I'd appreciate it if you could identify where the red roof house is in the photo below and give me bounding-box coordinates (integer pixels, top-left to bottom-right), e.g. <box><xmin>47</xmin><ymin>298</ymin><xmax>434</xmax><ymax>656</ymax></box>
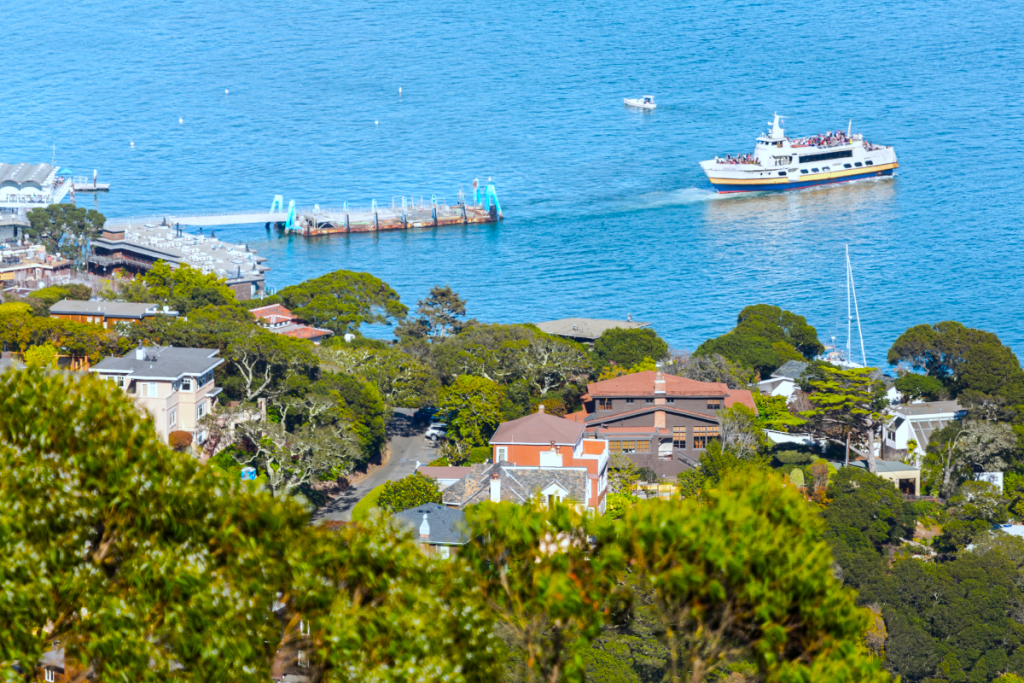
<box><xmin>250</xmin><ymin>304</ymin><xmax>334</xmax><ymax>344</ymax></box>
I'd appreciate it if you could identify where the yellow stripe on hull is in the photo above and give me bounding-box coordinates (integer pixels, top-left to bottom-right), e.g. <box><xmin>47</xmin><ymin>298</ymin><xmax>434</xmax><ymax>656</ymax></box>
<box><xmin>707</xmin><ymin>162</ymin><xmax>899</xmax><ymax>186</ymax></box>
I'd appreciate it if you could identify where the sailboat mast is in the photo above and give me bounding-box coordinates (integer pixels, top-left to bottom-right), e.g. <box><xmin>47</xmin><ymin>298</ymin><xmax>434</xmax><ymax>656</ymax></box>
<box><xmin>846</xmin><ymin>245</ymin><xmax>868</xmax><ymax>366</ymax></box>
<box><xmin>846</xmin><ymin>246</ymin><xmax>852</xmax><ymax>363</ymax></box>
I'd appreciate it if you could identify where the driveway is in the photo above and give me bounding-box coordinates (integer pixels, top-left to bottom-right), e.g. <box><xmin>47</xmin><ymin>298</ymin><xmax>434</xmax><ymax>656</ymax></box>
<box><xmin>312</xmin><ymin>408</ymin><xmax>439</xmax><ymax>524</ymax></box>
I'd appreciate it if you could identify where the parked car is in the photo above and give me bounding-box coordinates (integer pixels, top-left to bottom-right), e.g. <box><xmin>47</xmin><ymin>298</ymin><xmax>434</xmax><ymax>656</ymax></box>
<box><xmin>425</xmin><ymin>424</ymin><xmax>447</xmax><ymax>440</ymax></box>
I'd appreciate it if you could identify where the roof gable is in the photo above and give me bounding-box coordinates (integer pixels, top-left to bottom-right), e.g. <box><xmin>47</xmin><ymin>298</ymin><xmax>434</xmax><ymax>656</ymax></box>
<box><xmin>491</xmin><ymin>410</ymin><xmax>584</xmax><ymax>446</ymax></box>
<box><xmin>588</xmin><ymin>370</ymin><xmax>729</xmax><ymax>398</ymax></box>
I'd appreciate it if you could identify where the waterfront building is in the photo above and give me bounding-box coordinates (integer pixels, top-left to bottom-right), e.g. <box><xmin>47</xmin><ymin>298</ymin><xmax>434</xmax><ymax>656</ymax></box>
<box><xmin>250</xmin><ymin>303</ymin><xmax>334</xmax><ymax>343</ymax></box>
<box><xmin>566</xmin><ymin>370</ymin><xmax>757</xmax><ymax>478</ymax></box>
<box><xmin>534</xmin><ymin>316</ymin><xmax>650</xmax><ymax>345</ymax></box>
<box><xmin>0</xmin><ymin>244</ymin><xmax>71</xmax><ymax>288</ymax></box>
<box><xmin>50</xmin><ymin>299</ymin><xmax>178</xmax><ymax>328</ymax></box>
<box><xmin>90</xmin><ymin>345</ymin><xmax>223</xmax><ymax>444</ymax></box>
<box><xmin>88</xmin><ymin>224</ymin><xmax>268</xmax><ymax>300</ymax></box>
<box><xmin>0</xmin><ymin>163</ymin><xmax>73</xmax><ymax>235</ymax></box>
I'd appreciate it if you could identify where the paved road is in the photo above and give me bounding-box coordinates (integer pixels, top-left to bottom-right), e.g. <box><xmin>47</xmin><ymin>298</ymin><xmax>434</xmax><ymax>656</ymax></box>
<box><xmin>312</xmin><ymin>408</ymin><xmax>438</xmax><ymax>524</ymax></box>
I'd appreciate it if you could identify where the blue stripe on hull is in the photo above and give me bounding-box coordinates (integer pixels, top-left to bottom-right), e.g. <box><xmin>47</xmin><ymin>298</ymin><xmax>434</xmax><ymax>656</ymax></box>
<box><xmin>711</xmin><ymin>169</ymin><xmax>894</xmax><ymax>194</ymax></box>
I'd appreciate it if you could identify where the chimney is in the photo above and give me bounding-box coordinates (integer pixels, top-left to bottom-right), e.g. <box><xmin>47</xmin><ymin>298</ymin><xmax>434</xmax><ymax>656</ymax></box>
<box><xmin>490</xmin><ymin>472</ymin><xmax>501</xmax><ymax>503</ymax></box>
<box><xmin>654</xmin><ymin>371</ymin><xmax>666</xmax><ymax>395</ymax></box>
<box><xmin>419</xmin><ymin>512</ymin><xmax>430</xmax><ymax>539</ymax></box>
<box><xmin>135</xmin><ymin>341</ymin><xmax>145</xmax><ymax>360</ymax></box>
<box><xmin>537</xmin><ymin>404</ymin><xmax>545</xmax><ymax>414</ymax></box>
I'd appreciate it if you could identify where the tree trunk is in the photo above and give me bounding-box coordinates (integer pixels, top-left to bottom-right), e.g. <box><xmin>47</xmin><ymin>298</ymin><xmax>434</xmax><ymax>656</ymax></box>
<box><xmin>866</xmin><ymin>423</ymin><xmax>877</xmax><ymax>474</ymax></box>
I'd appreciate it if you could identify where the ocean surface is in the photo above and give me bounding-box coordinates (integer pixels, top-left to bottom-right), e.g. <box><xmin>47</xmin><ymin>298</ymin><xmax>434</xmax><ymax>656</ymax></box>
<box><xmin>5</xmin><ymin>0</ymin><xmax>1023</xmax><ymax>366</ymax></box>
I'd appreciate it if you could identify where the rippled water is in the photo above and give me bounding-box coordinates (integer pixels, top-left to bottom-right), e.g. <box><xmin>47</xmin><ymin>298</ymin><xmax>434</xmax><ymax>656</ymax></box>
<box><xmin>5</xmin><ymin>0</ymin><xmax>1023</xmax><ymax>363</ymax></box>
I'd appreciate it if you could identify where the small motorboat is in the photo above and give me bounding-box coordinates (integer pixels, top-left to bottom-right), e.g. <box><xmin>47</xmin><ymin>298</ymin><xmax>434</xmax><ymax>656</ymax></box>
<box><xmin>624</xmin><ymin>95</ymin><xmax>656</xmax><ymax>110</ymax></box>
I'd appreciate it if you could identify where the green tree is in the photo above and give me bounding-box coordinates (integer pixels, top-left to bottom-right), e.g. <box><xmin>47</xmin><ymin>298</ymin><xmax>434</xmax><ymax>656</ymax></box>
<box><xmin>277</xmin><ymin>270</ymin><xmax>408</xmax><ymax>335</ymax></box>
<box><xmin>717</xmin><ymin>403</ymin><xmax>765</xmax><ymax>460</ymax></box>
<box><xmin>609</xmin><ymin>470</ymin><xmax>889</xmax><ymax>683</ymax></box>
<box><xmin>225</xmin><ymin>327</ymin><xmax>320</xmax><ymax>403</ymax></box>
<box><xmin>752</xmin><ymin>392</ymin><xmax>806</xmax><ymax>431</ymax></box>
<box><xmin>893</xmin><ymin>372</ymin><xmax>946</xmax><ymax>401</ymax></box>
<box><xmin>439</xmin><ymin>375</ymin><xmax>505</xmax><ymax>447</ymax></box>
<box><xmin>25</xmin><ymin>204</ymin><xmax>105</xmax><ymax>261</ymax></box>
<box><xmin>673</xmin><ymin>352</ymin><xmax>755</xmax><ymax>389</ymax></box>
<box><xmin>593</xmin><ymin>327</ymin><xmax>669</xmax><ymax>369</ymax></box>
<box><xmin>289</xmin><ymin>516</ymin><xmax>502</xmax><ymax>682</ymax></box>
<box><xmin>317</xmin><ymin>343</ymin><xmax>439</xmax><ymax>418</ymax></box>
<box><xmin>0</xmin><ymin>367</ymin><xmax>305</xmax><ymax>681</ymax></box>
<box><xmin>0</xmin><ymin>307</ymin><xmax>119</xmax><ymax>361</ymax></box>
<box><xmin>23</xmin><ymin>343</ymin><xmax>59</xmax><ymax>368</ymax></box>
<box><xmin>924</xmin><ymin>420</ymin><xmax>1017</xmax><ymax>497</ymax></box>
<box><xmin>26</xmin><ymin>283</ymin><xmax>92</xmax><ymax>313</ymax></box>
<box><xmin>693</xmin><ymin>304</ymin><xmax>823</xmax><ymax>379</ymax></box>
<box><xmin>136</xmin><ymin>261</ymin><xmax>238</xmax><ymax>313</ymax></box>
<box><xmin>396</xmin><ymin>284</ymin><xmax>475</xmax><ymax>341</ymax></box>
<box><xmin>888</xmin><ymin>321</ymin><xmax>1024</xmax><ymax>402</ymax></box>
<box><xmin>377</xmin><ymin>472</ymin><xmax>443</xmax><ymax>513</ymax></box>
<box><xmin>461</xmin><ymin>501</ymin><xmax>625</xmax><ymax>683</ymax></box>
<box><xmin>802</xmin><ymin>364</ymin><xmax>886</xmax><ymax>471</ymax></box>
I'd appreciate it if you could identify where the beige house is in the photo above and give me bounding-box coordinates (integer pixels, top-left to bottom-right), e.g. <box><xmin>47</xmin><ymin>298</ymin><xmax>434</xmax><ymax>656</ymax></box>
<box><xmin>91</xmin><ymin>345</ymin><xmax>223</xmax><ymax>443</ymax></box>
<box><xmin>847</xmin><ymin>460</ymin><xmax>921</xmax><ymax>496</ymax></box>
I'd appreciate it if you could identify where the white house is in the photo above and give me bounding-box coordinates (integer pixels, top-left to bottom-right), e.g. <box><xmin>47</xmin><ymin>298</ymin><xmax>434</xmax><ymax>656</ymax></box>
<box><xmin>883</xmin><ymin>400</ymin><xmax>964</xmax><ymax>462</ymax></box>
<box><xmin>756</xmin><ymin>360</ymin><xmax>809</xmax><ymax>401</ymax></box>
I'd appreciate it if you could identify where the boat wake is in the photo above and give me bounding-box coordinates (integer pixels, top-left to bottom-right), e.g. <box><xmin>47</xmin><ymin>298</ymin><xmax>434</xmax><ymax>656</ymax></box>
<box><xmin>626</xmin><ymin>187</ymin><xmax>732</xmax><ymax>210</ymax></box>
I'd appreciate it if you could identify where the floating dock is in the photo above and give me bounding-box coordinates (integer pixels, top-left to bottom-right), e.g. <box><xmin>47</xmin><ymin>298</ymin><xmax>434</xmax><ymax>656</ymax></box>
<box><xmin>279</xmin><ymin>182</ymin><xmax>503</xmax><ymax>236</ymax></box>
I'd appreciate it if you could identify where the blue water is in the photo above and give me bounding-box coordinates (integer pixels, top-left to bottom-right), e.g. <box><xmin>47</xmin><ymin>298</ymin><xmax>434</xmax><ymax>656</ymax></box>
<box><xmin>6</xmin><ymin>0</ymin><xmax>1023</xmax><ymax>365</ymax></box>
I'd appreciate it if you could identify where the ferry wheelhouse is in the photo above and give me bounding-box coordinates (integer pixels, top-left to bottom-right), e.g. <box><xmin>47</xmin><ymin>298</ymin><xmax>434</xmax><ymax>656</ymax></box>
<box><xmin>699</xmin><ymin>115</ymin><xmax>898</xmax><ymax>193</ymax></box>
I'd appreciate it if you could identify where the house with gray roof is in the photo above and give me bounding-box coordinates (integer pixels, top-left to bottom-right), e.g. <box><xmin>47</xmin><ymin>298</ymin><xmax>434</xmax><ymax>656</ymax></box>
<box><xmin>91</xmin><ymin>345</ymin><xmax>223</xmax><ymax>445</ymax></box>
<box><xmin>883</xmin><ymin>400</ymin><xmax>964</xmax><ymax>463</ymax></box>
<box><xmin>442</xmin><ymin>461</ymin><xmax>590</xmax><ymax>511</ymax></box>
<box><xmin>391</xmin><ymin>503</ymin><xmax>470</xmax><ymax>560</ymax></box>
<box><xmin>756</xmin><ymin>360</ymin><xmax>810</xmax><ymax>401</ymax></box>
<box><xmin>50</xmin><ymin>299</ymin><xmax>178</xmax><ymax>328</ymax></box>
<box><xmin>534</xmin><ymin>317</ymin><xmax>650</xmax><ymax>344</ymax></box>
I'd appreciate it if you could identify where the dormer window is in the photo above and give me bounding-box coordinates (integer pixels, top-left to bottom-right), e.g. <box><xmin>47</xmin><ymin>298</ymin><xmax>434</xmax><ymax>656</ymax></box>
<box><xmin>597</xmin><ymin>398</ymin><xmax>612</xmax><ymax>411</ymax></box>
<box><xmin>707</xmin><ymin>399</ymin><xmax>722</xmax><ymax>410</ymax></box>
<box><xmin>181</xmin><ymin>377</ymin><xmax>193</xmax><ymax>392</ymax></box>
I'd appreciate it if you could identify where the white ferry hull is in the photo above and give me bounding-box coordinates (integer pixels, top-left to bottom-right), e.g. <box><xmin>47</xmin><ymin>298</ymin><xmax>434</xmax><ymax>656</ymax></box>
<box><xmin>700</xmin><ymin>115</ymin><xmax>898</xmax><ymax>194</ymax></box>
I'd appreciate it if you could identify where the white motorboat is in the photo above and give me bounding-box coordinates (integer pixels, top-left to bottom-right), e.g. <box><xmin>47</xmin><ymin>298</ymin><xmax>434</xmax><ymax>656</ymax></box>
<box><xmin>624</xmin><ymin>95</ymin><xmax>656</xmax><ymax>110</ymax></box>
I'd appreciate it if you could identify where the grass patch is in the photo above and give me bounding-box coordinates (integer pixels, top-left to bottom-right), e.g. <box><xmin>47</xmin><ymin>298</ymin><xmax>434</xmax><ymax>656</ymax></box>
<box><xmin>351</xmin><ymin>484</ymin><xmax>385</xmax><ymax>521</ymax></box>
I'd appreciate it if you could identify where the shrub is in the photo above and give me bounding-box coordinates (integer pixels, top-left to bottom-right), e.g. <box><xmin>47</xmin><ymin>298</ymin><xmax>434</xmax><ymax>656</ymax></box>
<box><xmin>773</xmin><ymin>450</ymin><xmax>816</xmax><ymax>466</ymax></box>
<box><xmin>605</xmin><ymin>492</ymin><xmax>638</xmax><ymax>521</ymax></box>
<box><xmin>23</xmin><ymin>344</ymin><xmax>59</xmax><ymax>369</ymax></box>
<box><xmin>168</xmin><ymin>430</ymin><xmax>193</xmax><ymax>452</ymax></box>
<box><xmin>467</xmin><ymin>446</ymin><xmax>492</xmax><ymax>464</ymax></box>
<box><xmin>789</xmin><ymin>468</ymin><xmax>805</xmax><ymax>487</ymax></box>
<box><xmin>377</xmin><ymin>472</ymin><xmax>442</xmax><ymax>514</ymax></box>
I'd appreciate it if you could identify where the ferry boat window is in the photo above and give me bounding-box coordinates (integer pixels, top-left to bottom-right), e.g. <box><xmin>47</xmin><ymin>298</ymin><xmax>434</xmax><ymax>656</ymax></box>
<box><xmin>854</xmin><ymin>162</ymin><xmax>863</xmax><ymax>167</ymax></box>
<box><xmin>811</xmin><ymin>168</ymin><xmax>819</xmax><ymax>173</ymax></box>
<box><xmin>778</xmin><ymin>171</ymin><xmax>787</xmax><ymax>176</ymax></box>
<box><xmin>865</xmin><ymin>160</ymin><xmax>874</xmax><ymax>166</ymax></box>
<box><xmin>844</xmin><ymin>164</ymin><xmax>852</xmax><ymax>169</ymax></box>
<box><xmin>800</xmin><ymin>169</ymin><xmax>809</xmax><ymax>174</ymax></box>
<box><xmin>823</xmin><ymin>166</ymin><xmax>831</xmax><ymax>171</ymax></box>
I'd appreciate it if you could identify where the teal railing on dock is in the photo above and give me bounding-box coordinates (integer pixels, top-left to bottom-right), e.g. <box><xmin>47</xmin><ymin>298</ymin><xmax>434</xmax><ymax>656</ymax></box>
<box><xmin>474</xmin><ymin>183</ymin><xmax>502</xmax><ymax>217</ymax></box>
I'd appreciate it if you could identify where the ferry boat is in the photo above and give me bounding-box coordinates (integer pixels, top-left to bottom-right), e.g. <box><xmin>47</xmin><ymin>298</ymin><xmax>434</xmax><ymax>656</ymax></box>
<box><xmin>699</xmin><ymin>114</ymin><xmax>898</xmax><ymax>193</ymax></box>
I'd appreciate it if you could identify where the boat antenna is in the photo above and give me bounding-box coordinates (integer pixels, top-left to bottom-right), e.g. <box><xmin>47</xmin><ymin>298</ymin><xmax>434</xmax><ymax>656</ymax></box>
<box><xmin>846</xmin><ymin>245</ymin><xmax>867</xmax><ymax>367</ymax></box>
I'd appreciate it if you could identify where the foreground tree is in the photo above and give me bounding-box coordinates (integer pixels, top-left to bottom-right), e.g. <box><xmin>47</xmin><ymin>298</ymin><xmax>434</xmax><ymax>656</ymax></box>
<box><xmin>461</xmin><ymin>501</ymin><xmax>625</xmax><ymax>683</ymax></box>
<box><xmin>0</xmin><ymin>368</ymin><xmax>305</xmax><ymax>681</ymax></box>
<box><xmin>611</xmin><ymin>470</ymin><xmax>890</xmax><ymax>683</ymax></box>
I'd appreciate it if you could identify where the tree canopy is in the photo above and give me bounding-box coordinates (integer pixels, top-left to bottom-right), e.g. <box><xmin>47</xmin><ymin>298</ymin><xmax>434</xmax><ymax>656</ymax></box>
<box><xmin>888</xmin><ymin>321</ymin><xmax>1024</xmax><ymax>402</ymax></box>
<box><xmin>277</xmin><ymin>270</ymin><xmax>407</xmax><ymax>335</ymax></box>
<box><xmin>694</xmin><ymin>304</ymin><xmax>822</xmax><ymax>379</ymax></box>
<box><xmin>377</xmin><ymin>472</ymin><xmax>442</xmax><ymax>513</ymax></box>
<box><xmin>25</xmin><ymin>204</ymin><xmax>105</xmax><ymax>262</ymax></box>
<box><xmin>592</xmin><ymin>327</ymin><xmax>669</xmax><ymax>369</ymax></box>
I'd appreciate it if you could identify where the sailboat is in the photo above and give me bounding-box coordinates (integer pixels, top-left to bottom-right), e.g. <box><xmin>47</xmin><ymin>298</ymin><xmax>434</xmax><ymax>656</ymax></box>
<box><xmin>821</xmin><ymin>245</ymin><xmax>868</xmax><ymax>369</ymax></box>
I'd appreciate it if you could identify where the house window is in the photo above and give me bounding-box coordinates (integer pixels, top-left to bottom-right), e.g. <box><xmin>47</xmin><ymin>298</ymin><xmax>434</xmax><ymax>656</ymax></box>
<box><xmin>707</xmin><ymin>399</ymin><xmax>721</xmax><ymax>410</ymax></box>
<box><xmin>667</xmin><ymin>398</ymin><xmax>675</xmax><ymax>403</ymax></box>
<box><xmin>437</xmin><ymin>545</ymin><xmax>451</xmax><ymax>560</ymax></box>
<box><xmin>645</xmin><ymin>398</ymin><xmax>653</xmax><ymax>404</ymax></box>
<box><xmin>547</xmin><ymin>494</ymin><xmax>562</xmax><ymax>508</ymax></box>
<box><xmin>45</xmin><ymin>669</ymin><xmax>55</xmax><ymax>682</ymax></box>
<box><xmin>611</xmin><ymin>441</ymin><xmax>648</xmax><ymax>454</ymax></box>
<box><xmin>86</xmin><ymin>316</ymin><xmax>93</xmax><ymax>323</ymax></box>
<box><xmin>196</xmin><ymin>400</ymin><xmax>207</xmax><ymax>420</ymax></box>
<box><xmin>168</xmin><ymin>408</ymin><xmax>177</xmax><ymax>428</ymax></box>
<box><xmin>625</xmin><ymin>398</ymin><xmax>634</xmax><ymax>404</ymax></box>
<box><xmin>496</xmin><ymin>447</ymin><xmax>508</xmax><ymax>462</ymax></box>
<box><xmin>693</xmin><ymin>426</ymin><xmax>720</xmax><ymax>449</ymax></box>
<box><xmin>297</xmin><ymin>650</ymin><xmax>309</xmax><ymax>668</ymax></box>
<box><xmin>181</xmin><ymin>377</ymin><xmax>193</xmax><ymax>391</ymax></box>
<box><xmin>672</xmin><ymin>427</ymin><xmax>686</xmax><ymax>449</ymax></box>
<box><xmin>597</xmin><ymin>398</ymin><xmax>612</xmax><ymax>411</ymax></box>
<box><xmin>140</xmin><ymin>382</ymin><xmax>158</xmax><ymax>398</ymax></box>
<box><xmin>887</xmin><ymin>430</ymin><xmax>896</xmax><ymax>441</ymax></box>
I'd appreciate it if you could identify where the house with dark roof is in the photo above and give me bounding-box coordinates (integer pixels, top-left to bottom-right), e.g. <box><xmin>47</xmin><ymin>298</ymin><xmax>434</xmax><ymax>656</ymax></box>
<box><xmin>442</xmin><ymin>461</ymin><xmax>593</xmax><ymax>513</ymax></box>
<box><xmin>250</xmin><ymin>304</ymin><xmax>334</xmax><ymax>344</ymax></box>
<box><xmin>90</xmin><ymin>345</ymin><xmax>223</xmax><ymax>444</ymax></box>
<box><xmin>755</xmin><ymin>360</ymin><xmax>810</xmax><ymax>401</ymax></box>
<box><xmin>565</xmin><ymin>370</ymin><xmax>757</xmax><ymax>478</ymax></box>
<box><xmin>391</xmin><ymin>503</ymin><xmax>469</xmax><ymax>560</ymax></box>
<box><xmin>50</xmin><ymin>299</ymin><xmax>178</xmax><ymax>328</ymax></box>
